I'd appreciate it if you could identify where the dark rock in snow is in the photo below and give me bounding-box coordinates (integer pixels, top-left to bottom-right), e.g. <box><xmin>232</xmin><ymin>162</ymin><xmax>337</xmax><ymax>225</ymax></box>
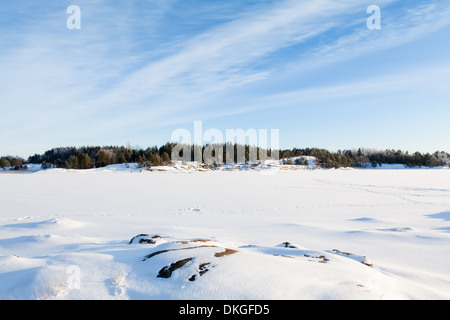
<box><xmin>157</xmin><ymin>258</ymin><xmax>193</xmax><ymax>278</ymax></box>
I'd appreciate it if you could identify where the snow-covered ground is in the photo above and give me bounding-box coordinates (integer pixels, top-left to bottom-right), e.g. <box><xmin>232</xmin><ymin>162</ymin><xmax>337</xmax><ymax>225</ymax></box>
<box><xmin>0</xmin><ymin>167</ymin><xmax>449</xmax><ymax>300</ymax></box>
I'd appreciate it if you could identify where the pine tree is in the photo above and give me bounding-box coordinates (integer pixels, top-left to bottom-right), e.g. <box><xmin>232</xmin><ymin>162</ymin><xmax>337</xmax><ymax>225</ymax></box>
<box><xmin>0</xmin><ymin>157</ymin><xmax>10</xmax><ymax>169</ymax></box>
<box><xmin>137</xmin><ymin>155</ymin><xmax>147</xmax><ymax>168</ymax></box>
<box><xmin>117</xmin><ymin>153</ymin><xmax>127</xmax><ymax>164</ymax></box>
<box><xmin>149</xmin><ymin>153</ymin><xmax>163</xmax><ymax>166</ymax></box>
<box><xmin>78</xmin><ymin>153</ymin><xmax>92</xmax><ymax>169</ymax></box>
<box><xmin>11</xmin><ymin>158</ymin><xmax>22</xmax><ymax>169</ymax></box>
<box><xmin>68</xmin><ymin>155</ymin><xmax>79</xmax><ymax>169</ymax></box>
<box><xmin>161</xmin><ymin>152</ymin><xmax>171</xmax><ymax>165</ymax></box>
<box><xmin>96</xmin><ymin>150</ymin><xmax>110</xmax><ymax>168</ymax></box>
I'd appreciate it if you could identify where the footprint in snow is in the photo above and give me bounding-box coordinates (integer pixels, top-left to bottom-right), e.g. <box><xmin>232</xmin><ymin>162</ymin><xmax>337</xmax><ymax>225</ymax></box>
<box><xmin>178</xmin><ymin>208</ymin><xmax>202</xmax><ymax>215</ymax></box>
<box><xmin>106</xmin><ymin>274</ymin><xmax>127</xmax><ymax>297</ymax></box>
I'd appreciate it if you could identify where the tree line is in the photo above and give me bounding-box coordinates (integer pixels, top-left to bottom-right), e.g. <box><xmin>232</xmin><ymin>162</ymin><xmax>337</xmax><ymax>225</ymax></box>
<box><xmin>26</xmin><ymin>144</ymin><xmax>175</xmax><ymax>170</ymax></box>
<box><xmin>1</xmin><ymin>144</ymin><xmax>449</xmax><ymax>170</ymax></box>
<box><xmin>0</xmin><ymin>156</ymin><xmax>26</xmax><ymax>170</ymax></box>
<box><xmin>278</xmin><ymin>148</ymin><xmax>449</xmax><ymax>169</ymax></box>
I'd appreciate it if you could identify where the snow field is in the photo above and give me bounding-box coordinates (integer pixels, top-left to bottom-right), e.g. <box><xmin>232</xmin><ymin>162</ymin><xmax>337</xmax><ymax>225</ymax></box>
<box><xmin>0</xmin><ymin>168</ymin><xmax>449</xmax><ymax>299</ymax></box>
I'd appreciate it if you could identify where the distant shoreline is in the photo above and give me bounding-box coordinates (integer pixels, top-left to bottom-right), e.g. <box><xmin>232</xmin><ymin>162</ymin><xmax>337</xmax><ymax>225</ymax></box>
<box><xmin>1</xmin><ymin>162</ymin><xmax>449</xmax><ymax>175</ymax></box>
<box><xmin>0</xmin><ymin>170</ymin><xmax>35</xmax><ymax>174</ymax></box>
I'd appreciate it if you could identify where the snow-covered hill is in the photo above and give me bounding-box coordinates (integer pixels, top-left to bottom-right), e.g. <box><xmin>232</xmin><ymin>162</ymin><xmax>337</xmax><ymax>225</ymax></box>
<box><xmin>17</xmin><ymin>155</ymin><xmax>449</xmax><ymax>175</ymax></box>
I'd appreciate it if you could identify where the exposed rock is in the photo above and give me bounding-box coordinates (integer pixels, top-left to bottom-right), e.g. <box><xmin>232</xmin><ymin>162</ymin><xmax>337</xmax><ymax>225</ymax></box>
<box><xmin>214</xmin><ymin>248</ymin><xmax>238</xmax><ymax>257</ymax></box>
<box><xmin>188</xmin><ymin>262</ymin><xmax>212</xmax><ymax>281</ymax></box>
<box><xmin>143</xmin><ymin>245</ymin><xmax>218</xmax><ymax>261</ymax></box>
<box><xmin>282</xmin><ymin>242</ymin><xmax>297</xmax><ymax>249</ymax></box>
<box><xmin>157</xmin><ymin>258</ymin><xmax>193</xmax><ymax>279</ymax></box>
<box><xmin>303</xmin><ymin>254</ymin><xmax>329</xmax><ymax>263</ymax></box>
<box><xmin>129</xmin><ymin>234</ymin><xmax>163</xmax><ymax>245</ymax></box>
<box><xmin>332</xmin><ymin>249</ymin><xmax>373</xmax><ymax>267</ymax></box>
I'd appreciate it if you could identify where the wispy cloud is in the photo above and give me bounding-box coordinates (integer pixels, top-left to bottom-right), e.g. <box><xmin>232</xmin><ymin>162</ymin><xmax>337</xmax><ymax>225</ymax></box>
<box><xmin>82</xmin><ymin>1</ymin><xmax>390</xmax><ymax>121</ymax></box>
<box><xmin>300</xmin><ymin>1</ymin><xmax>450</xmax><ymax>67</ymax></box>
<box><xmin>93</xmin><ymin>0</ymin><xmax>450</xmax><ymax>127</ymax></box>
<box><xmin>1</xmin><ymin>0</ymin><xmax>449</xmax><ymax>155</ymax></box>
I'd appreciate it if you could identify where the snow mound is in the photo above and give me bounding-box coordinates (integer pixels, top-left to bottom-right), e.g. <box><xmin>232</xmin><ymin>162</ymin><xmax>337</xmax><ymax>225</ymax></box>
<box><xmin>117</xmin><ymin>234</ymin><xmax>384</xmax><ymax>299</ymax></box>
<box><xmin>275</xmin><ymin>241</ymin><xmax>306</xmax><ymax>249</ymax></box>
<box><xmin>128</xmin><ymin>234</ymin><xmax>168</xmax><ymax>245</ymax></box>
<box><xmin>136</xmin><ymin>236</ymin><xmax>238</xmax><ymax>282</ymax></box>
<box><xmin>0</xmin><ymin>229</ymin><xmax>438</xmax><ymax>300</ymax></box>
<box><xmin>3</xmin><ymin>218</ymin><xmax>84</xmax><ymax>230</ymax></box>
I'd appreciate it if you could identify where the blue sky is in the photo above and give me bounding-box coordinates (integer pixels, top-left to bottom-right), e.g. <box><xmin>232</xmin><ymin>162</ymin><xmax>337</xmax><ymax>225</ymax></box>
<box><xmin>1</xmin><ymin>0</ymin><xmax>449</xmax><ymax>157</ymax></box>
